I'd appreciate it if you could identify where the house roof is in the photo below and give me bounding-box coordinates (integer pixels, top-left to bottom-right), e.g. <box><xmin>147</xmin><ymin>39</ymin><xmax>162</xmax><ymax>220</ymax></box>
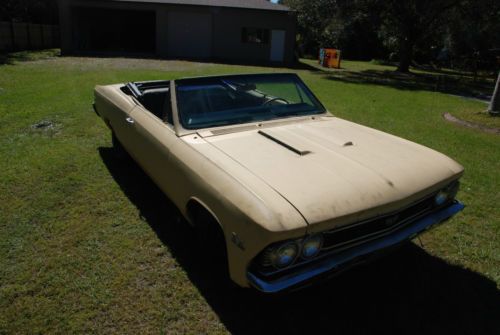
<box><xmin>104</xmin><ymin>0</ymin><xmax>291</xmax><ymax>11</ymax></box>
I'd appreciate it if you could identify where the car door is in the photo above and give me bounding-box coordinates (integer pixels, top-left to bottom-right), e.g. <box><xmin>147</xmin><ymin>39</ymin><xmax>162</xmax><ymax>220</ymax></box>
<box><xmin>123</xmin><ymin>103</ymin><xmax>178</xmax><ymax>197</ymax></box>
<box><xmin>94</xmin><ymin>86</ymin><xmax>138</xmax><ymax>153</ymax></box>
<box><xmin>270</xmin><ymin>30</ymin><xmax>286</xmax><ymax>62</ymax></box>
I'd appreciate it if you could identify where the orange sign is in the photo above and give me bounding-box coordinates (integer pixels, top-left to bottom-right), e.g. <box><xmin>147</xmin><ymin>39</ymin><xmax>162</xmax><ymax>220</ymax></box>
<box><xmin>319</xmin><ymin>48</ymin><xmax>341</xmax><ymax>69</ymax></box>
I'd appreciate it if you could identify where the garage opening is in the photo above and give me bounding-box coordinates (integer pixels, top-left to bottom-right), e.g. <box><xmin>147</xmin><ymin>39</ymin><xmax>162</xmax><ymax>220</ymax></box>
<box><xmin>72</xmin><ymin>7</ymin><xmax>156</xmax><ymax>54</ymax></box>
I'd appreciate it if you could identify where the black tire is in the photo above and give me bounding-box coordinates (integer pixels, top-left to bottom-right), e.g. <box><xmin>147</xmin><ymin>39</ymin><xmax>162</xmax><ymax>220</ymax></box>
<box><xmin>112</xmin><ymin>132</ymin><xmax>130</xmax><ymax>160</ymax></box>
<box><xmin>193</xmin><ymin>209</ymin><xmax>228</xmax><ymax>275</ymax></box>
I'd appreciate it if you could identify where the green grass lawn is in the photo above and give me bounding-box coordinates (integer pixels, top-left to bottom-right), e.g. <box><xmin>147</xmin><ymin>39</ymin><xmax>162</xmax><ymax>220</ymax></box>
<box><xmin>0</xmin><ymin>51</ymin><xmax>499</xmax><ymax>334</ymax></box>
<box><xmin>303</xmin><ymin>58</ymin><xmax>500</xmax><ymax>129</ymax></box>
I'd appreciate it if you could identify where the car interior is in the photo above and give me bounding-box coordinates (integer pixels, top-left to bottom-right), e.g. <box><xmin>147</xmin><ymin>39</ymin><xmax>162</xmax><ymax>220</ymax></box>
<box><xmin>121</xmin><ymin>75</ymin><xmax>324</xmax><ymax>130</ymax></box>
<box><xmin>122</xmin><ymin>81</ymin><xmax>173</xmax><ymax>124</ymax></box>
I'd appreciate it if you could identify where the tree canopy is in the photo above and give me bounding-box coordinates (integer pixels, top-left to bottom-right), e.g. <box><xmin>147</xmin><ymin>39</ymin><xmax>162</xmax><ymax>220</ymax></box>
<box><xmin>284</xmin><ymin>0</ymin><xmax>499</xmax><ymax>72</ymax></box>
<box><xmin>0</xmin><ymin>0</ymin><xmax>59</xmax><ymax>24</ymax></box>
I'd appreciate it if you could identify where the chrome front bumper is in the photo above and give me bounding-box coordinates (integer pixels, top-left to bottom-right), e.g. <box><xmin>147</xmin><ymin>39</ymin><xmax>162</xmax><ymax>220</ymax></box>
<box><xmin>247</xmin><ymin>201</ymin><xmax>465</xmax><ymax>293</ymax></box>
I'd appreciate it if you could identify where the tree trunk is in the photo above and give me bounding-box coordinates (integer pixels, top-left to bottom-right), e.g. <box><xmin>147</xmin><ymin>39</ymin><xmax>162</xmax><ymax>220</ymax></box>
<box><xmin>488</xmin><ymin>72</ymin><xmax>500</xmax><ymax>116</ymax></box>
<box><xmin>397</xmin><ymin>38</ymin><xmax>414</xmax><ymax>73</ymax></box>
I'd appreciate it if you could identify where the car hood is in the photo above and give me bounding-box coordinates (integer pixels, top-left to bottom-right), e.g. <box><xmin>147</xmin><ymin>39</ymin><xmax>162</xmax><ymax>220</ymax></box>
<box><xmin>199</xmin><ymin>117</ymin><xmax>463</xmax><ymax>229</ymax></box>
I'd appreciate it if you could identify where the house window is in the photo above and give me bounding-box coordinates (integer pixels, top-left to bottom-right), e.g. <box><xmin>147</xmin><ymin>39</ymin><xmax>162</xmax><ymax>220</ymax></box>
<box><xmin>241</xmin><ymin>28</ymin><xmax>270</xmax><ymax>44</ymax></box>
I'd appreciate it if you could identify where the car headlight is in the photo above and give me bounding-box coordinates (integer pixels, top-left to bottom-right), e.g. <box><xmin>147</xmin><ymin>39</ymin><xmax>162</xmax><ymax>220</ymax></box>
<box><xmin>434</xmin><ymin>190</ymin><xmax>449</xmax><ymax>206</ymax></box>
<box><xmin>269</xmin><ymin>242</ymin><xmax>299</xmax><ymax>269</ymax></box>
<box><xmin>301</xmin><ymin>234</ymin><xmax>323</xmax><ymax>259</ymax></box>
<box><xmin>434</xmin><ymin>181</ymin><xmax>460</xmax><ymax>206</ymax></box>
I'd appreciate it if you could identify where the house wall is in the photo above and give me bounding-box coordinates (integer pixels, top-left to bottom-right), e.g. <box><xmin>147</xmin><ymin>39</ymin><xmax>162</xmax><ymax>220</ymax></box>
<box><xmin>0</xmin><ymin>22</ymin><xmax>60</xmax><ymax>51</ymax></box>
<box><xmin>212</xmin><ymin>7</ymin><xmax>295</xmax><ymax>64</ymax></box>
<box><xmin>58</xmin><ymin>0</ymin><xmax>296</xmax><ymax>65</ymax></box>
<box><xmin>165</xmin><ymin>7</ymin><xmax>213</xmax><ymax>59</ymax></box>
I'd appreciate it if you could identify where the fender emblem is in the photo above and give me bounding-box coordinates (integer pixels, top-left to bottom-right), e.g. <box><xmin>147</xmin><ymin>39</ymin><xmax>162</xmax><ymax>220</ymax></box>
<box><xmin>231</xmin><ymin>232</ymin><xmax>245</xmax><ymax>250</ymax></box>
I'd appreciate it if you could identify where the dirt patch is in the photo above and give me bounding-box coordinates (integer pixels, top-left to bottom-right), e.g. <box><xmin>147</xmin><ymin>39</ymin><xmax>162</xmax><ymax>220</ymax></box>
<box><xmin>31</xmin><ymin>120</ymin><xmax>55</xmax><ymax>130</ymax></box>
<box><xmin>30</xmin><ymin>119</ymin><xmax>62</xmax><ymax>137</ymax></box>
<box><xmin>443</xmin><ymin>112</ymin><xmax>500</xmax><ymax>135</ymax></box>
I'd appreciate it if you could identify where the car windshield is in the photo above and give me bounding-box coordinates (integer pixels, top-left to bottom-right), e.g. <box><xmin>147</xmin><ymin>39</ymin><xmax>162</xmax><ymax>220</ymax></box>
<box><xmin>175</xmin><ymin>73</ymin><xmax>326</xmax><ymax>129</ymax></box>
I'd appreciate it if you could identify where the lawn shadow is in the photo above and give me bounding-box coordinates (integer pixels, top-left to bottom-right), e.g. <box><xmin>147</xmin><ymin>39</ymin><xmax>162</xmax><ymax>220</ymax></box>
<box><xmin>320</xmin><ymin>69</ymin><xmax>494</xmax><ymax>100</ymax></box>
<box><xmin>0</xmin><ymin>49</ymin><xmax>61</xmax><ymax>66</ymax></box>
<box><xmin>99</xmin><ymin>147</ymin><xmax>499</xmax><ymax>335</ymax></box>
<box><xmin>302</xmin><ymin>60</ymin><xmax>495</xmax><ymax>100</ymax></box>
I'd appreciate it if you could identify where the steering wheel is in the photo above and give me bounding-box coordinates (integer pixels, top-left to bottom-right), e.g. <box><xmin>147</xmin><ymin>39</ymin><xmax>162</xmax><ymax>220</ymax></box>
<box><xmin>263</xmin><ymin>97</ymin><xmax>290</xmax><ymax>106</ymax></box>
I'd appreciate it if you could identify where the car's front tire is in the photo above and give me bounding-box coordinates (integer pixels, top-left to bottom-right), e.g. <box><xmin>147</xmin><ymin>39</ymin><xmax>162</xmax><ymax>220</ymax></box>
<box><xmin>192</xmin><ymin>207</ymin><xmax>229</xmax><ymax>276</ymax></box>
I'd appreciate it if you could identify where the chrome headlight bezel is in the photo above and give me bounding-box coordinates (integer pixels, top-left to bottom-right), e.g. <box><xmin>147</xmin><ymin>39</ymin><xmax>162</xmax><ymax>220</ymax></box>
<box><xmin>301</xmin><ymin>234</ymin><xmax>324</xmax><ymax>259</ymax></box>
<box><xmin>261</xmin><ymin>234</ymin><xmax>325</xmax><ymax>270</ymax></box>
<box><xmin>268</xmin><ymin>241</ymin><xmax>300</xmax><ymax>269</ymax></box>
<box><xmin>434</xmin><ymin>190</ymin><xmax>449</xmax><ymax>206</ymax></box>
<box><xmin>434</xmin><ymin>181</ymin><xmax>460</xmax><ymax>206</ymax></box>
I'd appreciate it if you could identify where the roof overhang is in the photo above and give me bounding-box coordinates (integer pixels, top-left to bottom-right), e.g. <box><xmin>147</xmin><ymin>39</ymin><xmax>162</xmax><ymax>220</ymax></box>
<box><xmin>98</xmin><ymin>0</ymin><xmax>292</xmax><ymax>12</ymax></box>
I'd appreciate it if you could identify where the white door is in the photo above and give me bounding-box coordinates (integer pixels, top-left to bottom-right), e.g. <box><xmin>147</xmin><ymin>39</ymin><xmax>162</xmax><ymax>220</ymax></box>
<box><xmin>270</xmin><ymin>30</ymin><xmax>286</xmax><ymax>62</ymax></box>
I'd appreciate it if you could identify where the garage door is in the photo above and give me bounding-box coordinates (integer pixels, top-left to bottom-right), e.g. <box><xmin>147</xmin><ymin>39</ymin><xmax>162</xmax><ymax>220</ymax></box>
<box><xmin>72</xmin><ymin>8</ymin><xmax>156</xmax><ymax>54</ymax></box>
<box><xmin>167</xmin><ymin>12</ymin><xmax>212</xmax><ymax>59</ymax></box>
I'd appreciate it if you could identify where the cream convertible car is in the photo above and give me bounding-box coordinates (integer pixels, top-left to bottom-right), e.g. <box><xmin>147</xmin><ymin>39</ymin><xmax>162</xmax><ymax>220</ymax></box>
<box><xmin>94</xmin><ymin>73</ymin><xmax>464</xmax><ymax>293</ymax></box>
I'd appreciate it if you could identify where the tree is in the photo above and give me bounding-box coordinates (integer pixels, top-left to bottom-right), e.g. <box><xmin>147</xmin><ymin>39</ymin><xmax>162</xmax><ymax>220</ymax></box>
<box><xmin>443</xmin><ymin>0</ymin><xmax>500</xmax><ymax>72</ymax></box>
<box><xmin>283</xmin><ymin>0</ymin><xmax>384</xmax><ymax>59</ymax></box>
<box><xmin>376</xmin><ymin>0</ymin><xmax>461</xmax><ymax>72</ymax></box>
<box><xmin>489</xmin><ymin>72</ymin><xmax>500</xmax><ymax>115</ymax></box>
<box><xmin>0</xmin><ymin>0</ymin><xmax>58</xmax><ymax>24</ymax></box>
<box><xmin>283</xmin><ymin>0</ymin><xmax>497</xmax><ymax>73</ymax></box>
<box><xmin>283</xmin><ymin>0</ymin><xmax>338</xmax><ymax>55</ymax></box>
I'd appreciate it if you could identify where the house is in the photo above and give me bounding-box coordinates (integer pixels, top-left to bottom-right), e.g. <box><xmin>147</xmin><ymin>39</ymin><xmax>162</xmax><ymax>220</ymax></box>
<box><xmin>58</xmin><ymin>0</ymin><xmax>296</xmax><ymax>65</ymax></box>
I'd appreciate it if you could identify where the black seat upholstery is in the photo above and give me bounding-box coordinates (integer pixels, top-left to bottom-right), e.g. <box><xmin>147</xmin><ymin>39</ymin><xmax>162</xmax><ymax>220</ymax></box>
<box><xmin>139</xmin><ymin>88</ymin><xmax>168</xmax><ymax>119</ymax></box>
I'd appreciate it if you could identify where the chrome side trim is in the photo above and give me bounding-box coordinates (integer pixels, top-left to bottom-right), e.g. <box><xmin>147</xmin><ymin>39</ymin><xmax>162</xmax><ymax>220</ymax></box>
<box><xmin>247</xmin><ymin>201</ymin><xmax>465</xmax><ymax>293</ymax></box>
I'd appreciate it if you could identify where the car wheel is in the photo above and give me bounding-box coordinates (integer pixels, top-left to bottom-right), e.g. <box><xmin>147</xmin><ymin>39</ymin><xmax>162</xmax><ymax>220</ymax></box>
<box><xmin>112</xmin><ymin>132</ymin><xmax>130</xmax><ymax>160</ymax></box>
<box><xmin>193</xmin><ymin>208</ymin><xmax>229</xmax><ymax>275</ymax></box>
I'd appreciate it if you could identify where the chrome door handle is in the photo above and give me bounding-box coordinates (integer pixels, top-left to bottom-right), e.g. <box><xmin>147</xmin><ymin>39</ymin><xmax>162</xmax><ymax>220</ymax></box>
<box><xmin>125</xmin><ymin>117</ymin><xmax>135</xmax><ymax>124</ymax></box>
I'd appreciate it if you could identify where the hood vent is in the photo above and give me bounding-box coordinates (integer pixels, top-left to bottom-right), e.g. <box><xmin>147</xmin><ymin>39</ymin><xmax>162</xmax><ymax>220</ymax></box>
<box><xmin>258</xmin><ymin>130</ymin><xmax>311</xmax><ymax>156</ymax></box>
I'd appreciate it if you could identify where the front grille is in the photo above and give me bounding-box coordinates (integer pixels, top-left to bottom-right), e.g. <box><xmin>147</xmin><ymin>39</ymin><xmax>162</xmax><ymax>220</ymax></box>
<box><xmin>322</xmin><ymin>195</ymin><xmax>436</xmax><ymax>250</ymax></box>
<box><xmin>250</xmin><ymin>193</ymin><xmax>442</xmax><ymax>277</ymax></box>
